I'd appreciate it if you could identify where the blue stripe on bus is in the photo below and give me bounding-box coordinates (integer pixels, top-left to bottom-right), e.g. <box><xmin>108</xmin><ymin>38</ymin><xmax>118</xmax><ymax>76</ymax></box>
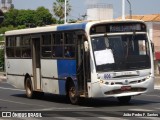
<box><xmin>57</xmin><ymin>59</ymin><xmax>76</xmax><ymax>95</ymax></box>
<box><xmin>57</xmin><ymin>23</ymin><xmax>87</xmax><ymax>31</ymax></box>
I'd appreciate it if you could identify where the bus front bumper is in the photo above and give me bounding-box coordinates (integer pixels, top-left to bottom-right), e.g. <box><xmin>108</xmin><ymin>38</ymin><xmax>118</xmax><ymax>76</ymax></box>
<box><xmin>90</xmin><ymin>76</ymin><xmax>154</xmax><ymax>98</ymax></box>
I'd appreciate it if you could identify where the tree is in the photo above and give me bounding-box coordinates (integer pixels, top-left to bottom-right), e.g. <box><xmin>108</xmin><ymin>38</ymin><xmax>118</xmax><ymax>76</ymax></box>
<box><xmin>0</xmin><ymin>49</ymin><xmax>4</xmax><ymax>71</ymax></box>
<box><xmin>2</xmin><ymin>9</ymin><xmax>19</xmax><ymax>27</ymax></box>
<box><xmin>2</xmin><ymin>7</ymin><xmax>55</xmax><ymax>27</ymax></box>
<box><xmin>16</xmin><ymin>9</ymin><xmax>36</xmax><ymax>26</ymax></box>
<box><xmin>35</xmin><ymin>7</ymin><xmax>54</xmax><ymax>26</ymax></box>
<box><xmin>53</xmin><ymin>0</ymin><xmax>71</xmax><ymax>23</ymax></box>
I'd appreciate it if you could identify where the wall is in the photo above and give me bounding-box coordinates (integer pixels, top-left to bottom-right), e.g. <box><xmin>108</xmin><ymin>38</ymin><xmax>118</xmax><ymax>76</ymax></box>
<box><xmin>87</xmin><ymin>4</ymin><xmax>113</xmax><ymax>21</ymax></box>
<box><xmin>147</xmin><ymin>22</ymin><xmax>160</xmax><ymax>74</ymax></box>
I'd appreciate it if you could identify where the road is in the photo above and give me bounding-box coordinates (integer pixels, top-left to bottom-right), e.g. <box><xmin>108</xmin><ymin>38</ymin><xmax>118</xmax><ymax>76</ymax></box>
<box><xmin>0</xmin><ymin>79</ymin><xmax>160</xmax><ymax>120</ymax></box>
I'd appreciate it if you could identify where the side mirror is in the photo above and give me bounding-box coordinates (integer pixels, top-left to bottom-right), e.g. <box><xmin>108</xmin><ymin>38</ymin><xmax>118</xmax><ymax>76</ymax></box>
<box><xmin>84</xmin><ymin>41</ymin><xmax>89</xmax><ymax>52</ymax></box>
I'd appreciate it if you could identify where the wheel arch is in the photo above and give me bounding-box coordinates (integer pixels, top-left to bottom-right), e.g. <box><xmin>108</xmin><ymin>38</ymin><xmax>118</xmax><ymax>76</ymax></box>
<box><xmin>65</xmin><ymin>77</ymin><xmax>77</xmax><ymax>95</ymax></box>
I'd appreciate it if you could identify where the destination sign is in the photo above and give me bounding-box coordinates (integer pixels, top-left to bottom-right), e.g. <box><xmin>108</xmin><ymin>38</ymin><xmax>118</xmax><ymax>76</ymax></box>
<box><xmin>90</xmin><ymin>22</ymin><xmax>147</xmax><ymax>34</ymax></box>
<box><xmin>109</xmin><ymin>24</ymin><xmax>141</xmax><ymax>32</ymax></box>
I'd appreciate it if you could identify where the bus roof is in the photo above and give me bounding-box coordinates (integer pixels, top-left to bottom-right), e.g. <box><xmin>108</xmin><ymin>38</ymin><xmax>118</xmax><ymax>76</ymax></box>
<box><xmin>5</xmin><ymin>22</ymin><xmax>88</xmax><ymax>36</ymax></box>
<box><xmin>5</xmin><ymin>19</ymin><xmax>145</xmax><ymax>36</ymax></box>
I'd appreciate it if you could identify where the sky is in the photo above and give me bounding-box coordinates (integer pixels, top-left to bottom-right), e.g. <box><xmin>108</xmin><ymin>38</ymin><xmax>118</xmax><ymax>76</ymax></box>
<box><xmin>11</xmin><ymin>0</ymin><xmax>160</xmax><ymax>19</ymax></box>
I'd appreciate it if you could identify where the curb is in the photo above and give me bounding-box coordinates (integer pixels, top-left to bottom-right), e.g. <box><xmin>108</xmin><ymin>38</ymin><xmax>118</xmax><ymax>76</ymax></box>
<box><xmin>154</xmin><ymin>86</ymin><xmax>160</xmax><ymax>90</ymax></box>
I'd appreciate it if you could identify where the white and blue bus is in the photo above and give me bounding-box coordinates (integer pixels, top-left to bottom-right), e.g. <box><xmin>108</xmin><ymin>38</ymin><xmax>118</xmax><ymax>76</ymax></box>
<box><xmin>5</xmin><ymin>20</ymin><xmax>154</xmax><ymax>104</ymax></box>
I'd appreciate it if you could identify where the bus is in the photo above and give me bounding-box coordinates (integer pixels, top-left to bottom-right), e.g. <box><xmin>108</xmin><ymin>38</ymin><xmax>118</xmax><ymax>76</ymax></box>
<box><xmin>5</xmin><ymin>20</ymin><xmax>154</xmax><ymax>104</ymax></box>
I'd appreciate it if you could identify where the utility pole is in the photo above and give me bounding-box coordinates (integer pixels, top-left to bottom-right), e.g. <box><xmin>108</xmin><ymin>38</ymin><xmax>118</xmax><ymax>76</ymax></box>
<box><xmin>122</xmin><ymin>0</ymin><xmax>125</xmax><ymax>20</ymax></box>
<box><xmin>127</xmin><ymin>0</ymin><xmax>132</xmax><ymax>19</ymax></box>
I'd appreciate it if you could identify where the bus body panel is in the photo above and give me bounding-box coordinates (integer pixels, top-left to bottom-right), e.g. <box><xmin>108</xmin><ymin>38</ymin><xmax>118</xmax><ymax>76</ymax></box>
<box><xmin>41</xmin><ymin>78</ymin><xmax>59</xmax><ymax>94</ymax></box>
<box><xmin>41</xmin><ymin>59</ymin><xmax>76</xmax><ymax>95</ymax></box>
<box><xmin>99</xmin><ymin>76</ymin><xmax>154</xmax><ymax>97</ymax></box>
<box><xmin>57</xmin><ymin>23</ymin><xmax>87</xmax><ymax>31</ymax></box>
<box><xmin>6</xmin><ymin>59</ymin><xmax>33</xmax><ymax>89</ymax></box>
<box><xmin>88</xmin><ymin>69</ymin><xmax>154</xmax><ymax>98</ymax></box>
<box><xmin>41</xmin><ymin>59</ymin><xmax>58</xmax><ymax>78</ymax></box>
<box><xmin>5</xmin><ymin>26</ymin><xmax>57</xmax><ymax>36</ymax></box>
<box><xmin>41</xmin><ymin>59</ymin><xmax>59</xmax><ymax>94</ymax></box>
<box><xmin>57</xmin><ymin>59</ymin><xmax>76</xmax><ymax>95</ymax></box>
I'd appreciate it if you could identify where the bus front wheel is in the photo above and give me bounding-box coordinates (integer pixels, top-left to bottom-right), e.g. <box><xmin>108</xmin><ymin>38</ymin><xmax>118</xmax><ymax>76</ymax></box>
<box><xmin>25</xmin><ymin>77</ymin><xmax>35</xmax><ymax>98</ymax></box>
<box><xmin>68</xmin><ymin>82</ymin><xmax>79</xmax><ymax>105</ymax></box>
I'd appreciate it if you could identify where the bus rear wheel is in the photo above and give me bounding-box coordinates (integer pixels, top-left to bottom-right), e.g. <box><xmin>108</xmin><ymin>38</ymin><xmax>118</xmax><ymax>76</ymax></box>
<box><xmin>25</xmin><ymin>77</ymin><xmax>35</xmax><ymax>98</ymax></box>
<box><xmin>68</xmin><ymin>82</ymin><xmax>79</xmax><ymax>105</ymax></box>
<box><xmin>117</xmin><ymin>96</ymin><xmax>131</xmax><ymax>104</ymax></box>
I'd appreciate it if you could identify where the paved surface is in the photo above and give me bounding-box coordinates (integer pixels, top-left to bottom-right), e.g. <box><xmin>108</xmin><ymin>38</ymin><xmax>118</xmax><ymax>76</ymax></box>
<box><xmin>0</xmin><ymin>78</ymin><xmax>160</xmax><ymax>120</ymax></box>
<box><xmin>0</xmin><ymin>72</ymin><xmax>6</xmax><ymax>82</ymax></box>
<box><xmin>155</xmin><ymin>75</ymin><xmax>160</xmax><ymax>89</ymax></box>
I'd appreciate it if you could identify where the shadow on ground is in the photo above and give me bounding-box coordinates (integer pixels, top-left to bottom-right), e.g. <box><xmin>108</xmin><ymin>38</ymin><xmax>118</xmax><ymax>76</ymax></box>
<box><xmin>11</xmin><ymin>93</ymin><xmax>160</xmax><ymax>108</ymax></box>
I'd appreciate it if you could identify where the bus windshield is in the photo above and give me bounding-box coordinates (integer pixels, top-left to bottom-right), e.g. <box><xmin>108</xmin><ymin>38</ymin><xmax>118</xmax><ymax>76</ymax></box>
<box><xmin>91</xmin><ymin>34</ymin><xmax>151</xmax><ymax>72</ymax></box>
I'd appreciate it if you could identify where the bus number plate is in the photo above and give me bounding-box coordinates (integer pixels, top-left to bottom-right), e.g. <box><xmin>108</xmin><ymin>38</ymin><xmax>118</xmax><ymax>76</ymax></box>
<box><xmin>121</xmin><ymin>86</ymin><xmax>131</xmax><ymax>91</ymax></box>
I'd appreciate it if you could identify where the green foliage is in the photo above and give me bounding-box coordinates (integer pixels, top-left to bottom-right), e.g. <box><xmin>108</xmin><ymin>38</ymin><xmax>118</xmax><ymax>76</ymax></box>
<box><xmin>1</xmin><ymin>7</ymin><xmax>56</xmax><ymax>28</ymax></box>
<box><xmin>0</xmin><ymin>49</ymin><xmax>4</xmax><ymax>71</ymax></box>
<box><xmin>0</xmin><ymin>6</ymin><xmax>62</xmax><ymax>71</ymax></box>
<box><xmin>2</xmin><ymin>9</ymin><xmax>19</xmax><ymax>26</ymax></box>
<box><xmin>53</xmin><ymin>0</ymin><xmax>71</xmax><ymax>23</ymax></box>
<box><xmin>16</xmin><ymin>9</ymin><xmax>36</xmax><ymax>26</ymax></box>
<box><xmin>0</xmin><ymin>25</ymin><xmax>26</xmax><ymax>34</ymax></box>
<box><xmin>0</xmin><ymin>36</ymin><xmax>3</xmax><ymax>42</ymax></box>
<box><xmin>35</xmin><ymin>7</ymin><xmax>53</xmax><ymax>26</ymax></box>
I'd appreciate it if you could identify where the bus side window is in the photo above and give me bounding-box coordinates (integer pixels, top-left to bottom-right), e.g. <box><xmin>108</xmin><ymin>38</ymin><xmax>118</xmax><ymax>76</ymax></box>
<box><xmin>41</xmin><ymin>34</ymin><xmax>52</xmax><ymax>58</ymax></box>
<box><xmin>22</xmin><ymin>36</ymin><xmax>31</xmax><ymax>58</ymax></box>
<box><xmin>6</xmin><ymin>36</ymin><xmax>15</xmax><ymax>57</ymax></box>
<box><xmin>64</xmin><ymin>32</ymin><xmax>76</xmax><ymax>58</ymax></box>
<box><xmin>52</xmin><ymin>33</ymin><xmax>64</xmax><ymax>58</ymax></box>
<box><xmin>53</xmin><ymin>46</ymin><xmax>63</xmax><ymax>57</ymax></box>
<box><xmin>64</xmin><ymin>46</ymin><xmax>75</xmax><ymax>58</ymax></box>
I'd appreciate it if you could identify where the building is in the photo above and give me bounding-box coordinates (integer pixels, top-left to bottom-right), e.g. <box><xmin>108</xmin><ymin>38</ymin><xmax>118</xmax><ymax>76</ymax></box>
<box><xmin>87</xmin><ymin>4</ymin><xmax>113</xmax><ymax>21</ymax></box>
<box><xmin>1</xmin><ymin>0</ymin><xmax>14</xmax><ymax>13</ymax></box>
<box><xmin>125</xmin><ymin>14</ymin><xmax>160</xmax><ymax>74</ymax></box>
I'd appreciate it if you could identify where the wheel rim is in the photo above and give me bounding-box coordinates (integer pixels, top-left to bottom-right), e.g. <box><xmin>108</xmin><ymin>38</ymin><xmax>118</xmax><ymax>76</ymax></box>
<box><xmin>27</xmin><ymin>82</ymin><xmax>31</xmax><ymax>95</ymax></box>
<box><xmin>69</xmin><ymin>87</ymin><xmax>76</xmax><ymax>101</ymax></box>
<box><xmin>69</xmin><ymin>86</ymin><xmax>77</xmax><ymax>103</ymax></box>
<box><xmin>26</xmin><ymin>79</ymin><xmax>32</xmax><ymax>97</ymax></box>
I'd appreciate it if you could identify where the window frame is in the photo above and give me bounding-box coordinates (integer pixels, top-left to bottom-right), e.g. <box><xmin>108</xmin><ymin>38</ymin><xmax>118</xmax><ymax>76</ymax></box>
<box><xmin>6</xmin><ymin>35</ymin><xmax>32</xmax><ymax>59</ymax></box>
<box><xmin>41</xmin><ymin>31</ymin><xmax>77</xmax><ymax>59</ymax></box>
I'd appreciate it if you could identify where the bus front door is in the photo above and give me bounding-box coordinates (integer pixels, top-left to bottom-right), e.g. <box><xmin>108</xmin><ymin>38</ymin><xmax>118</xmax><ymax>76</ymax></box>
<box><xmin>32</xmin><ymin>37</ymin><xmax>41</xmax><ymax>91</ymax></box>
<box><xmin>77</xmin><ymin>35</ymin><xmax>90</xmax><ymax>96</ymax></box>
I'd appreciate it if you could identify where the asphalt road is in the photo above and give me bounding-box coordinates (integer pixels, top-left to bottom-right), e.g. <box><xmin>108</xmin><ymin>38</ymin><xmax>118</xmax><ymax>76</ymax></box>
<box><xmin>0</xmin><ymin>80</ymin><xmax>160</xmax><ymax>120</ymax></box>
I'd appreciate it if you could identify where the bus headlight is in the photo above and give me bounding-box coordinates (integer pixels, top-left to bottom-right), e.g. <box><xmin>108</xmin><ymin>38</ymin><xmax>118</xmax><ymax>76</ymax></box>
<box><xmin>145</xmin><ymin>76</ymin><xmax>151</xmax><ymax>80</ymax></box>
<box><xmin>146</xmin><ymin>76</ymin><xmax>150</xmax><ymax>79</ymax></box>
<box><xmin>100</xmin><ymin>80</ymin><xmax>109</xmax><ymax>85</ymax></box>
<box><xmin>100</xmin><ymin>80</ymin><xmax>105</xmax><ymax>84</ymax></box>
<box><xmin>141</xmin><ymin>76</ymin><xmax>151</xmax><ymax>82</ymax></box>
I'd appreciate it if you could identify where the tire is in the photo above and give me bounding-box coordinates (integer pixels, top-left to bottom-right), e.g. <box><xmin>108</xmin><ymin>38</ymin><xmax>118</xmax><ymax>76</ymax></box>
<box><xmin>35</xmin><ymin>91</ymin><xmax>44</xmax><ymax>98</ymax></box>
<box><xmin>117</xmin><ymin>96</ymin><xmax>131</xmax><ymax>104</ymax></box>
<box><xmin>68</xmin><ymin>82</ymin><xmax>79</xmax><ymax>105</ymax></box>
<box><xmin>25</xmin><ymin>77</ymin><xmax>35</xmax><ymax>98</ymax></box>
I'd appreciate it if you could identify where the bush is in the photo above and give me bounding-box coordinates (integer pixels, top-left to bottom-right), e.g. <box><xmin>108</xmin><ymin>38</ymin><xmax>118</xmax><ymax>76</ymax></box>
<box><xmin>0</xmin><ymin>49</ymin><xmax>4</xmax><ymax>71</ymax></box>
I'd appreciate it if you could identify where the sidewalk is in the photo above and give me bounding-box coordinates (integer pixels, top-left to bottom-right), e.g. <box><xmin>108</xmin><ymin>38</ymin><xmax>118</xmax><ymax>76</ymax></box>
<box><xmin>154</xmin><ymin>74</ymin><xmax>160</xmax><ymax>89</ymax></box>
